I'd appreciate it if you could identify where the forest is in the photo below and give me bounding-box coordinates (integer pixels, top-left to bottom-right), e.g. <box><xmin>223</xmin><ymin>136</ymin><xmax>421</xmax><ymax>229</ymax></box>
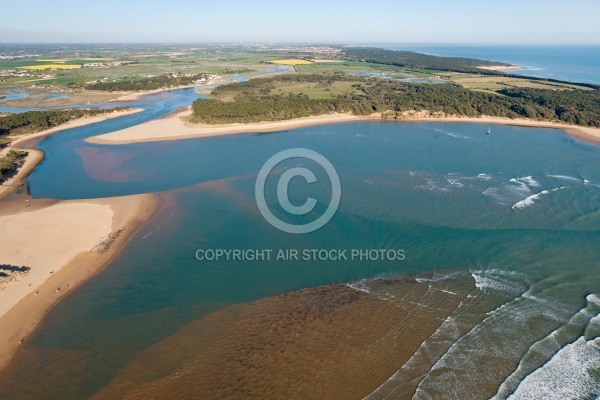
<box><xmin>85</xmin><ymin>73</ymin><xmax>211</xmax><ymax>92</ymax></box>
<box><xmin>341</xmin><ymin>48</ymin><xmax>510</xmax><ymax>74</ymax></box>
<box><xmin>191</xmin><ymin>74</ymin><xmax>600</xmax><ymax>127</ymax></box>
<box><xmin>0</xmin><ymin>108</ymin><xmax>129</xmax><ymax>138</ymax></box>
<box><xmin>0</xmin><ymin>150</ymin><xmax>26</xmax><ymax>183</ymax></box>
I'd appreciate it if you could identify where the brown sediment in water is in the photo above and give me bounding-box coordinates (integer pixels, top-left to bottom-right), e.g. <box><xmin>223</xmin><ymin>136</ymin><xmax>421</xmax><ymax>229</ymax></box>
<box><xmin>88</xmin><ymin>272</ymin><xmax>505</xmax><ymax>400</ymax></box>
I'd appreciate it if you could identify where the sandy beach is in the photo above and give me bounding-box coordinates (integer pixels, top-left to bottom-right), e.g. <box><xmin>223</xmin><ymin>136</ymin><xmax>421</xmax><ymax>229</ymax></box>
<box><xmin>477</xmin><ymin>64</ymin><xmax>522</xmax><ymax>71</ymax></box>
<box><xmin>87</xmin><ymin>108</ymin><xmax>360</xmax><ymax>144</ymax></box>
<box><xmin>0</xmin><ymin>149</ymin><xmax>44</xmax><ymax>199</ymax></box>
<box><xmin>0</xmin><ymin>193</ymin><xmax>157</xmax><ymax>371</ymax></box>
<box><xmin>0</xmin><ymin>108</ymin><xmax>157</xmax><ymax>372</ymax></box>
<box><xmin>7</xmin><ymin>108</ymin><xmax>144</xmax><ymax>149</ymax></box>
<box><xmin>87</xmin><ymin>108</ymin><xmax>600</xmax><ymax>145</ymax></box>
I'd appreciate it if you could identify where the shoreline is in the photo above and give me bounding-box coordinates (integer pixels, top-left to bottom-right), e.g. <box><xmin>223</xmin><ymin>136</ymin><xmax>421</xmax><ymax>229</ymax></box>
<box><xmin>477</xmin><ymin>64</ymin><xmax>522</xmax><ymax>71</ymax></box>
<box><xmin>7</xmin><ymin>108</ymin><xmax>144</xmax><ymax>149</ymax></box>
<box><xmin>0</xmin><ymin>108</ymin><xmax>144</xmax><ymax>199</ymax></box>
<box><xmin>111</xmin><ymin>75</ymin><xmax>226</xmax><ymax>101</ymax></box>
<box><xmin>87</xmin><ymin>108</ymin><xmax>361</xmax><ymax>144</ymax></box>
<box><xmin>0</xmin><ymin>193</ymin><xmax>158</xmax><ymax>372</ymax></box>
<box><xmin>87</xmin><ymin>109</ymin><xmax>600</xmax><ymax>145</ymax></box>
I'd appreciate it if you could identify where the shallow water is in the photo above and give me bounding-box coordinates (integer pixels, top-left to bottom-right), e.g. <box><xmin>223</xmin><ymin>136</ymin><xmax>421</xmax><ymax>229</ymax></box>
<box><xmin>1</xmin><ymin>88</ymin><xmax>599</xmax><ymax>398</ymax></box>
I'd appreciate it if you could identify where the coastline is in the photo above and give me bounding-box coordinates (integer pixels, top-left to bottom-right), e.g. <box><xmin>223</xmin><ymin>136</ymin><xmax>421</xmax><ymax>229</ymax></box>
<box><xmin>7</xmin><ymin>108</ymin><xmax>144</xmax><ymax>149</ymax></box>
<box><xmin>87</xmin><ymin>108</ymin><xmax>360</xmax><ymax>144</ymax></box>
<box><xmin>111</xmin><ymin>75</ymin><xmax>226</xmax><ymax>101</ymax></box>
<box><xmin>0</xmin><ymin>193</ymin><xmax>158</xmax><ymax>372</ymax></box>
<box><xmin>0</xmin><ymin>108</ymin><xmax>144</xmax><ymax>199</ymax></box>
<box><xmin>477</xmin><ymin>64</ymin><xmax>522</xmax><ymax>71</ymax></box>
<box><xmin>87</xmin><ymin>108</ymin><xmax>600</xmax><ymax>145</ymax></box>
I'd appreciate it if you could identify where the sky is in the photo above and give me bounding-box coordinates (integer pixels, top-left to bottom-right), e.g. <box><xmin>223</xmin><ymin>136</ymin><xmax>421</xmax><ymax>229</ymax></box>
<box><xmin>2</xmin><ymin>0</ymin><xmax>599</xmax><ymax>44</ymax></box>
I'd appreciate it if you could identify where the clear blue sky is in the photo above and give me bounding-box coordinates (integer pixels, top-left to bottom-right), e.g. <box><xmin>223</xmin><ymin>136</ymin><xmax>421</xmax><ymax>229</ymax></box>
<box><xmin>2</xmin><ymin>0</ymin><xmax>599</xmax><ymax>44</ymax></box>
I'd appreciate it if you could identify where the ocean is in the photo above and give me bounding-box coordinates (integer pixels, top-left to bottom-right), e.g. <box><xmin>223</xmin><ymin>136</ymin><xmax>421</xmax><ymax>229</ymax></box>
<box><xmin>377</xmin><ymin>45</ymin><xmax>600</xmax><ymax>84</ymax></box>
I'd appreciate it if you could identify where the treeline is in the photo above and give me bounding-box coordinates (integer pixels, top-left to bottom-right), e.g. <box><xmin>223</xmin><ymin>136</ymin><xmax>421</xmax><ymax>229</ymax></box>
<box><xmin>191</xmin><ymin>74</ymin><xmax>600</xmax><ymax>128</ymax></box>
<box><xmin>85</xmin><ymin>73</ymin><xmax>211</xmax><ymax>92</ymax></box>
<box><xmin>0</xmin><ymin>150</ymin><xmax>26</xmax><ymax>182</ymax></box>
<box><xmin>499</xmin><ymin>87</ymin><xmax>600</xmax><ymax>126</ymax></box>
<box><xmin>211</xmin><ymin>74</ymin><xmax>350</xmax><ymax>97</ymax></box>
<box><xmin>354</xmin><ymin>81</ymin><xmax>600</xmax><ymax>126</ymax></box>
<box><xmin>342</xmin><ymin>48</ymin><xmax>510</xmax><ymax>74</ymax></box>
<box><xmin>196</xmin><ymin>74</ymin><xmax>357</xmax><ymax>122</ymax></box>
<box><xmin>192</xmin><ymin>96</ymin><xmax>351</xmax><ymax>123</ymax></box>
<box><xmin>0</xmin><ymin>108</ymin><xmax>129</xmax><ymax>138</ymax></box>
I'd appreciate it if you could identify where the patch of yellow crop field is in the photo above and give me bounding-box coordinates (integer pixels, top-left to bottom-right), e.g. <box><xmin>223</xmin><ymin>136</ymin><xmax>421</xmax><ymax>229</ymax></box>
<box><xmin>268</xmin><ymin>59</ymin><xmax>314</xmax><ymax>66</ymax></box>
<box><xmin>19</xmin><ymin>64</ymin><xmax>81</xmax><ymax>70</ymax></box>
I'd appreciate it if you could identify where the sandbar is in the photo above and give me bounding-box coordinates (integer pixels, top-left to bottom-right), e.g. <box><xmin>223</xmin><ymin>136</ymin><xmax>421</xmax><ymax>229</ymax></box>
<box><xmin>477</xmin><ymin>64</ymin><xmax>522</xmax><ymax>71</ymax></box>
<box><xmin>86</xmin><ymin>108</ymin><xmax>600</xmax><ymax>145</ymax></box>
<box><xmin>0</xmin><ymin>193</ymin><xmax>156</xmax><ymax>371</ymax></box>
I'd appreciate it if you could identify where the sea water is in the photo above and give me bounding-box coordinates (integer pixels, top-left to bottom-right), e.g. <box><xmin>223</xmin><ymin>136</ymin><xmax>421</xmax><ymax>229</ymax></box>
<box><xmin>1</xmin><ymin>87</ymin><xmax>599</xmax><ymax>398</ymax></box>
<box><xmin>378</xmin><ymin>44</ymin><xmax>600</xmax><ymax>84</ymax></box>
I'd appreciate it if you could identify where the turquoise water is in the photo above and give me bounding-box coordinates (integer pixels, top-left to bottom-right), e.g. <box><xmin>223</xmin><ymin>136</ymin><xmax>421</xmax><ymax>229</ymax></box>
<box><xmin>1</xmin><ymin>50</ymin><xmax>599</xmax><ymax>398</ymax></box>
<box><xmin>378</xmin><ymin>45</ymin><xmax>600</xmax><ymax>84</ymax></box>
<box><xmin>1</xmin><ymin>86</ymin><xmax>600</xmax><ymax>397</ymax></box>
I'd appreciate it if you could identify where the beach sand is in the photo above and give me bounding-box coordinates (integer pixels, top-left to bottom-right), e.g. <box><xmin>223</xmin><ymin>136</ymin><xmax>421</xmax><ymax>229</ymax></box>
<box><xmin>0</xmin><ymin>149</ymin><xmax>44</xmax><ymax>199</ymax></box>
<box><xmin>477</xmin><ymin>65</ymin><xmax>522</xmax><ymax>71</ymax></box>
<box><xmin>87</xmin><ymin>108</ymin><xmax>600</xmax><ymax>145</ymax></box>
<box><xmin>7</xmin><ymin>108</ymin><xmax>144</xmax><ymax>149</ymax></box>
<box><xmin>87</xmin><ymin>108</ymin><xmax>360</xmax><ymax>144</ymax></box>
<box><xmin>0</xmin><ymin>194</ymin><xmax>157</xmax><ymax>372</ymax></box>
<box><xmin>0</xmin><ymin>108</ymin><xmax>155</xmax><ymax>371</ymax></box>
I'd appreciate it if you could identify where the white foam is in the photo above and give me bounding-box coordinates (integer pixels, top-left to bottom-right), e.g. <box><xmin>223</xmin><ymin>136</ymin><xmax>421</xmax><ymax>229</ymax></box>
<box><xmin>446</xmin><ymin>178</ymin><xmax>464</xmax><ymax>188</ymax></box>
<box><xmin>587</xmin><ymin>294</ymin><xmax>600</xmax><ymax>308</ymax></box>
<box><xmin>511</xmin><ymin>186</ymin><xmax>568</xmax><ymax>210</ymax></box>
<box><xmin>347</xmin><ymin>280</ymin><xmax>371</xmax><ymax>293</ymax></box>
<box><xmin>477</xmin><ymin>173</ymin><xmax>492</xmax><ymax>181</ymax></box>
<box><xmin>432</xmin><ymin>128</ymin><xmax>469</xmax><ymax>139</ymax></box>
<box><xmin>512</xmin><ymin>176</ymin><xmax>542</xmax><ymax>188</ymax></box>
<box><xmin>548</xmin><ymin>174</ymin><xmax>583</xmax><ymax>183</ymax></box>
<box><xmin>508</xmin><ymin>337</ymin><xmax>600</xmax><ymax>399</ymax></box>
<box><xmin>494</xmin><ymin>301</ymin><xmax>599</xmax><ymax>399</ymax></box>
<box><xmin>415</xmin><ymin>271</ymin><xmax>467</xmax><ymax>284</ymax></box>
<box><xmin>363</xmin><ymin>316</ymin><xmax>464</xmax><ymax>400</ymax></box>
<box><xmin>470</xmin><ymin>269</ymin><xmax>528</xmax><ymax>294</ymax></box>
<box><xmin>418</xmin><ymin>178</ymin><xmax>449</xmax><ymax>192</ymax></box>
<box><xmin>512</xmin><ymin>193</ymin><xmax>541</xmax><ymax>209</ymax></box>
<box><xmin>412</xmin><ymin>280</ymin><xmax>579</xmax><ymax>399</ymax></box>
